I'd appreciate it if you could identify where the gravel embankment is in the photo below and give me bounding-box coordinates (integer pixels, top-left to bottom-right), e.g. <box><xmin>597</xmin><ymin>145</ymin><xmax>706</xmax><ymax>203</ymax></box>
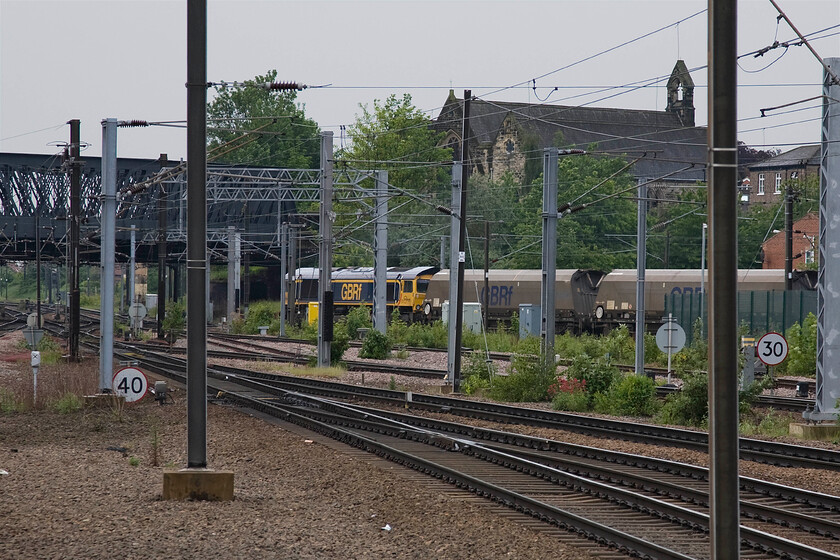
<box><xmin>3</xmin><ymin>330</ymin><xmax>836</xmax><ymax>559</ymax></box>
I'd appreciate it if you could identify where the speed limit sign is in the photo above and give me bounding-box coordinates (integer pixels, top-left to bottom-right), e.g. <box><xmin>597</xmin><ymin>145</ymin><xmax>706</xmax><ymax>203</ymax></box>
<box><xmin>112</xmin><ymin>367</ymin><xmax>149</xmax><ymax>403</ymax></box>
<box><xmin>757</xmin><ymin>332</ymin><xmax>788</xmax><ymax>366</ymax></box>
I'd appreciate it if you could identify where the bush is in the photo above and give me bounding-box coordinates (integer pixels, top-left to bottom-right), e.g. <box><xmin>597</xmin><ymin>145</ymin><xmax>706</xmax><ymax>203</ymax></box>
<box><xmin>330</xmin><ymin>323</ymin><xmax>349</xmax><ymax>365</ymax></box>
<box><xmin>549</xmin><ymin>378</ymin><xmax>590</xmax><ymax>412</ymax></box>
<box><xmin>461</xmin><ymin>351</ymin><xmax>496</xmax><ymax>395</ymax></box>
<box><xmin>51</xmin><ymin>392</ymin><xmax>83</xmax><ymax>414</ymax></box>
<box><xmin>387</xmin><ymin>310</ymin><xmax>409</xmax><ymax>344</ymax></box>
<box><xmin>779</xmin><ymin>313</ymin><xmax>816</xmax><ymax>376</ymax></box>
<box><xmin>161</xmin><ymin>300</ymin><xmax>186</xmax><ymax>342</ymax></box>
<box><xmin>345</xmin><ymin>307</ymin><xmax>372</xmax><ymax>340</ymax></box>
<box><xmin>0</xmin><ymin>388</ymin><xmax>25</xmax><ymax>414</ymax></box>
<box><xmin>739</xmin><ymin>376</ymin><xmax>773</xmax><ymax>418</ymax></box>
<box><xmin>657</xmin><ymin>372</ymin><xmax>709</xmax><ymax>426</ymax></box>
<box><xmin>403</xmin><ymin>321</ymin><xmax>448</xmax><ymax>348</ymax></box>
<box><xmin>565</xmin><ymin>355</ymin><xmax>620</xmax><ymax>398</ymax></box>
<box><xmin>595</xmin><ymin>374</ymin><xmax>658</xmax><ymax>416</ymax></box>
<box><xmin>740</xmin><ymin>409</ymin><xmax>794</xmax><ymax>437</ymax></box>
<box><xmin>36</xmin><ymin>336</ymin><xmax>62</xmax><ymax>365</ymax></box>
<box><xmin>359</xmin><ymin>328</ymin><xmax>390</xmax><ymax>359</ymax></box>
<box><xmin>489</xmin><ymin>338</ymin><xmax>557</xmax><ymax>402</ymax></box>
<box><xmin>671</xmin><ymin>318</ymin><xmax>708</xmax><ymax>376</ymax></box>
<box><xmin>555</xmin><ymin>332</ymin><xmax>603</xmax><ymax>360</ymax></box>
<box><xmin>601</xmin><ymin>325</ymin><xmax>635</xmax><ymax>363</ymax></box>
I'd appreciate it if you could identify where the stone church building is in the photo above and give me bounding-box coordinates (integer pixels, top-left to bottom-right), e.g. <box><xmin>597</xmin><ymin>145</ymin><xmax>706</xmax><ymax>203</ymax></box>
<box><xmin>432</xmin><ymin>61</ymin><xmax>708</xmax><ymax>190</ymax></box>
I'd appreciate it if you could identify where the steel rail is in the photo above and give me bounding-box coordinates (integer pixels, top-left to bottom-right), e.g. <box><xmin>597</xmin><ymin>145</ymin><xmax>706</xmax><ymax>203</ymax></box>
<box><xmin>115</xmin><ymin>344</ymin><xmax>840</xmax><ymax>471</ymax></box>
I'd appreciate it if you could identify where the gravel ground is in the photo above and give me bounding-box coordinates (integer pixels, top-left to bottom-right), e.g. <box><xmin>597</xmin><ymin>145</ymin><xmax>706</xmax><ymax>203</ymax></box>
<box><xmin>3</xmin><ymin>330</ymin><xmax>837</xmax><ymax>559</ymax></box>
<box><xmin>1</xmin><ymin>401</ymin><xmax>598</xmax><ymax>560</ymax></box>
<box><xmin>1</xmin><ymin>331</ymin><xmax>596</xmax><ymax>560</ymax></box>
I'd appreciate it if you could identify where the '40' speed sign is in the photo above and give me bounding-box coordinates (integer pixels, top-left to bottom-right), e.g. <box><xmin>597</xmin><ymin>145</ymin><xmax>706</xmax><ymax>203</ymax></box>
<box><xmin>112</xmin><ymin>367</ymin><xmax>149</xmax><ymax>403</ymax></box>
<box><xmin>757</xmin><ymin>332</ymin><xmax>789</xmax><ymax>367</ymax></box>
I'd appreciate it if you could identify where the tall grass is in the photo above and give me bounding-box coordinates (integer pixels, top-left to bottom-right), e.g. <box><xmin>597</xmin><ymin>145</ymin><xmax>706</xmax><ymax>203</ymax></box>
<box><xmin>0</xmin><ymin>356</ymin><xmax>98</xmax><ymax>413</ymax></box>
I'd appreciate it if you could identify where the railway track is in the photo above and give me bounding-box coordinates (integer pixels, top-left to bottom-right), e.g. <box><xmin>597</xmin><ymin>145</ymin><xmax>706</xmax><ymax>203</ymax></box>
<box><xmin>0</xmin><ymin>302</ymin><xmax>818</xmax><ymax>414</ymax></box>
<box><xmin>154</xmin><ymin>333</ymin><xmax>818</xmax><ymax>411</ymax></box>
<box><xmin>119</xmin><ymin>344</ymin><xmax>840</xmax><ymax>471</ymax></box>
<box><xmin>117</xmin><ymin>344</ymin><xmax>840</xmax><ymax>559</ymax></box>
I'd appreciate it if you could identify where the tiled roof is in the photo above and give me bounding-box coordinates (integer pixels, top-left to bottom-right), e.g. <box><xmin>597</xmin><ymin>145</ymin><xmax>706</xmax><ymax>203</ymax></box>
<box><xmin>434</xmin><ymin>94</ymin><xmax>708</xmax><ymax>183</ymax></box>
<box><xmin>749</xmin><ymin>145</ymin><xmax>820</xmax><ymax>170</ymax></box>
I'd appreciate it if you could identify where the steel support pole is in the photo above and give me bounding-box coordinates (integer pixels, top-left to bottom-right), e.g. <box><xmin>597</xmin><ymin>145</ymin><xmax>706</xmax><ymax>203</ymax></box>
<box><xmin>810</xmin><ymin>57</ymin><xmax>840</xmax><ymax>421</ymax></box>
<box><xmin>129</xmin><ymin>226</ymin><xmax>136</xmax><ymax>306</ymax></box>
<box><xmin>483</xmin><ymin>221</ymin><xmax>490</xmax><ymax>334</ymax></box>
<box><xmin>701</xmin><ymin>222</ymin><xmax>707</xmax><ymax>335</ymax></box>
<box><xmin>447</xmin><ymin>163</ymin><xmax>461</xmax><ymax>384</ymax></box>
<box><xmin>243</xmin><ymin>207</ymin><xmax>250</xmax><ymax>311</ymax></box>
<box><xmin>68</xmin><ymin>119</ymin><xmax>81</xmax><ymax>361</ymax></box>
<box><xmin>227</xmin><ymin>226</ymin><xmax>236</xmax><ymax>323</ymax></box>
<box><xmin>373</xmin><ymin>170</ymin><xmax>388</xmax><ymax>334</ymax></box>
<box><xmin>186</xmin><ymin>0</ymin><xmax>208</xmax><ymax>469</ymax></box>
<box><xmin>35</xmin><ymin>211</ymin><xmax>41</xmax><ymax>329</ymax></box>
<box><xmin>785</xmin><ymin>188</ymin><xmax>793</xmax><ymax>291</ymax></box>
<box><xmin>635</xmin><ymin>178</ymin><xmax>647</xmax><ymax>376</ymax></box>
<box><xmin>453</xmin><ymin>91</ymin><xmax>471</xmax><ymax>392</ymax></box>
<box><xmin>99</xmin><ymin>118</ymin><xmax>117</xmax><ymax>392</ymax></box>
<box><xmin>157</xmin><ymin>154</ymin><xmax>168</xmax><ymax>339</ymax></box>
<box><xmin>289</xmin><ymin>225</ymin><xmax>297</xmax><ymax>326</ymax></box>
<box><xmin>280</xmin><ymin>222</ymin><xmax>288</xmax><ymax>337</ymax></box>
<box><xmin>205</xmin><ymin>253</ymin><xmax>211</xmax><ymax>323</ymax></box>
<box><xmin>317</xmin><ymin>132</ymin><xmax>334</xmax><ymax>368</ymax></box>
<box><xmin>234</xmin><ymin>231</ymin><xmax>241</xmax><ymax>312</ymax></box>
<box><xmin>541</xmin><ymin>148</ymin><xmax>558</xmax><ymax>361</ymax></box>
<box><xmin>708</xmin><ymin>0</ymin><xmax>740</xmax><ymax>555</ymax></box>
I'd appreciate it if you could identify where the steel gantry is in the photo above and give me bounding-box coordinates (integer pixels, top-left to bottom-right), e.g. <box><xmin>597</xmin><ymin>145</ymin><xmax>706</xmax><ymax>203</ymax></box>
<box><xmin>1</xmin><ymin>152</ymin><xmax>382</xmax><ymax>266</ymax></box>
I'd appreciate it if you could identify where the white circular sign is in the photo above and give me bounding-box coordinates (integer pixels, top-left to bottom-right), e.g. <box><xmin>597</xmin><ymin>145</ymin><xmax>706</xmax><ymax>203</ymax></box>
<box><xmin>128</xmin><ymin>303</ymin><xmax>147</xmax><ymax>320</ymax></box>
<box><xmin>112</xmin><ymin>367</ymin><xmax>149</xmax><ymax>403</ymax></box>
<box><xmin>757</xmin><ymin>332</ymin><xmax>788</xmax><ymax>366</ymax></box>
<box><xmin>656</xmin><ymin>321</ymin><xmax>686</xmax><ymax>354</ymax></box>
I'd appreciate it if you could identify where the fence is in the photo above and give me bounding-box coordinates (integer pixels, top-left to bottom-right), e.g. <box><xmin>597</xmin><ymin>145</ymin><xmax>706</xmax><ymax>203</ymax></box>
<box><xmin>666</xmin><ymin>290</ymin><xmax>817</xmax><ymax>344</ymax></box>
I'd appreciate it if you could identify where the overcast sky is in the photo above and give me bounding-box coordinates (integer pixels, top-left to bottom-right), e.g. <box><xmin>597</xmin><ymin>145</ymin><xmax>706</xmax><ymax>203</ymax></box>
<box><xmin>1</xmin><ymin>0</ymin><xmax>838</xmax><ymax>161</ymax></box>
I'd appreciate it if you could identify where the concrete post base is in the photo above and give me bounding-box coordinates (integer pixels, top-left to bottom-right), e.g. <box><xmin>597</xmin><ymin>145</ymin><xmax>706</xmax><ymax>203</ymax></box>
<box><xmin>789</xmin><ymin>422</ymin><xmax>840</xmax><ymax>441</ymax></box>
<box><xmin>163</xmin><ymin>468</ymin><xmax>234</xmax><ymax>501</ymax></box>
<box><xmin>83</xmin><ymin>394</ymin><xmax>125</xmax><ymax>409</ymax></box>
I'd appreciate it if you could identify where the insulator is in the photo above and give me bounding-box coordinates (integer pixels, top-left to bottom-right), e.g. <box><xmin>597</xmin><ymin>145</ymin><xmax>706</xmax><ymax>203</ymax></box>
<box><xmin>118</xmin><ymin>120</ymin><xmax>150</xmax><ymax>128</ymax></box>
<box><xmin>259</xmin><ymin>82</ymin><xmax>307</xmax><ymax>91</ymax></box>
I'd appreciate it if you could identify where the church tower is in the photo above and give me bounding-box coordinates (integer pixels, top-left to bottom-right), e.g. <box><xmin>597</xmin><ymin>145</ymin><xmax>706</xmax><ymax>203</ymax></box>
<box><xmin>666</xmin><ymin>60</ymin><xmax>695</xmax><ymax>127</ymax></box>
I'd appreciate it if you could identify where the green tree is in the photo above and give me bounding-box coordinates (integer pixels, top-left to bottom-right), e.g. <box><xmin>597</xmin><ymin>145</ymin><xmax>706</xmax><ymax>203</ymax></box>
<box><xmin>646</xmin><ymin>187</ymin><xmax>707</xmax><ymax>269</ymax></box>
<box><xmin>334</xmin><ymin>94</ymin><xmax>452</xmax><ymax>267</ymax></box>
<box><xmin>503</xmin><ymin>152</ymin><xmax>637</xmax><ymax>269</ymax></box>
<box><xmin>206</xmin><ymin>70</ymin><xmax>320</xmax><ymax>168</ymax></box>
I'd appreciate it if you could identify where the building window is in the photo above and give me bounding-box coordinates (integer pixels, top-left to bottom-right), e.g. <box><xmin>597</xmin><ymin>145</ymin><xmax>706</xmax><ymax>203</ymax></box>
<box><xmin>805</xmin><ymin>250</ymin><xmax>815</xmax><ymax>264</ymax></box>
<box><xmin>758</xmin><ymin>173</ymin><xmax>765</xmax><ymax>195</ymax></box>
<box><xmin>774</xmin><ymin>172</ymin><xmax>782</xmax><ymax>194</ymax></box>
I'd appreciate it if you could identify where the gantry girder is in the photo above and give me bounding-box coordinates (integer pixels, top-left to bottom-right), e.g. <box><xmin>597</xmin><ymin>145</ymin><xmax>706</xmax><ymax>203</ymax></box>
<box><xmin>0</xmin><ymin>153</ymin><xmax>377</xmax><ymax>265</ymax></box>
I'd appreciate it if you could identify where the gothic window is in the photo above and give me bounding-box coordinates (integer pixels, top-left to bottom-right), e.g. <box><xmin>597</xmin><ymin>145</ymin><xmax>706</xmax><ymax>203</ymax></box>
<box><xmin>506</xmin><ymin>140</ymin><xmax>515</xmax><ymax>154</ymax></box>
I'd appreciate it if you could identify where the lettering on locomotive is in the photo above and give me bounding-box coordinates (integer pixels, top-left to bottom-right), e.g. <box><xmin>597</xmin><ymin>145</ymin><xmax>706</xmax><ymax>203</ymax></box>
<box><xmin>479</xmin><ymin>285</ymin><xmax>514</xmax><ymax>307</ymax></box>
<box><xmin>340</xmin><ymin>283</ymin><xmax>364</xmax><ymax>302</ymax></box>
<box><xmin>670</xmin><ymin>286</ymin><xmax>703</xmax><ymax>295</ymax></box>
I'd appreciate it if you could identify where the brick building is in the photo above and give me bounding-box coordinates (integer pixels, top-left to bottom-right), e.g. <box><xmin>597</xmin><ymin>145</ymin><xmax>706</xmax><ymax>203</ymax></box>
<box><xmin>747</xmin><ymin>145</ymin><xmax>820</xmax><ymax>206</ymax></box>
<box><xmin>761</xmin><ymin>212</ymin><xmax>819</xmax><ymax>270</ymax></box>
<box><xmin>432</xmin><ymin>61</ymin><xmax>707</xmax><ymax>191</ymax></box>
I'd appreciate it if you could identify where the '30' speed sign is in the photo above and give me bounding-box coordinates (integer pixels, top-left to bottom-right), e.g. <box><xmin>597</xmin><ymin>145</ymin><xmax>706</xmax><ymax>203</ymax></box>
<box><xmin>757</xmin><ymin>332</ymin><xmax>788</xmax><ymax>367</ymax></box>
